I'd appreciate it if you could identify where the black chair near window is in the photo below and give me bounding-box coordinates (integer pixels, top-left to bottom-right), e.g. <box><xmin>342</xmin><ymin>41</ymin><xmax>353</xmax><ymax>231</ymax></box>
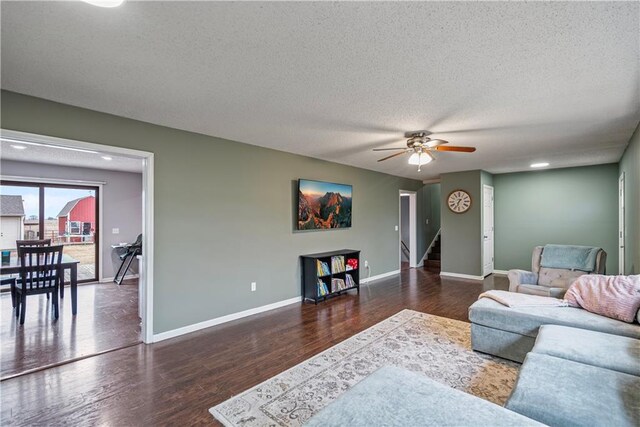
<box><xmin>15</xmin><ymin>245</ymin><xmax>64</xmax><ymax>325</ymax></box>
<box><xmin>7</xmin><ymin>239</ymin><xmax>53</xmax><ymax>308</ymax></box>
<box><xmin>114</xmin><ymin>234</ymin><xmax>142</xmax><ymax>285</ymax></box>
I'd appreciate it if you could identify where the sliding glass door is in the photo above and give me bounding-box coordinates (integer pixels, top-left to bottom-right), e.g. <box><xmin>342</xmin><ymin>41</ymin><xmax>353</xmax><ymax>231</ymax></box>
<box><xmin>0</xmin><ymin>181</ymin><xmax>99</xmax><ymax>283</ymax></box>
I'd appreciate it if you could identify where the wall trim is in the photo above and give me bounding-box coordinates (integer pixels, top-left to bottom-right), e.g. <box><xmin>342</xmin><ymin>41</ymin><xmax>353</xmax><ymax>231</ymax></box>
<box><xmin>153</xmin><ymin>296</ymin><xmax>302</xmax><ymax>343</ymax></box>
<box><xmin>493</xmin><ymin>269</ymin><xmax>510</xmax><ymax>276</ymax></box>
<box><xmin>361</xmin><ymin>269</ymin><xmax>401</xmax><ymax>284</ymax></box>
<box><xmin>440</xmin><ymin>271</ymin><xmax>485</xmax><ymax>281</ymax></box>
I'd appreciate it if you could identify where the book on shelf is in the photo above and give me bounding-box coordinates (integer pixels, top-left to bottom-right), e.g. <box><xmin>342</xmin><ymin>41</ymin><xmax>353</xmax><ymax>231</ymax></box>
<box><xmin>331</xmin><ymin>255</ymin><xmax>345</xmax><ymax>273</ymax></box>
<box><xmin>331</xmin><ymin>278</ymin><xmax>347</xmax><ymax>292</ymax></box>
<box><xmin>316</xmin><ymin>259</ymin><xmax>331</xmax><ymax>276</ymax></box>
<box><xmin>317</xmin><ymin>279</ymin><xmax>329</xmax><ymax>296</ymax></box>
<box><xmin>345</xmin><ymin>273</ymin><xmax>356</xmax><ymax>289</ymax></box>
<box><xmin>346</xmin><ymin>258</ymin><xmax>358</xmax><ymax>270</ymax></box>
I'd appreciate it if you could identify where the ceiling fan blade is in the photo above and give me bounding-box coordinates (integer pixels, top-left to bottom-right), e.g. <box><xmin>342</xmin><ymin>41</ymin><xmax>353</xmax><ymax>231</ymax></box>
<box><xmin>434</xmin><ymin>145</ymin><xmax>476</xmax><ymax>153</ymax></box>
<box><xmin>377</xmin><ymin>151</ymin><xmax>409</xmax><ymax>162</ymax></box>
<box><xmin>372</xmin><ymin>147</ymin><xmax>407</xmax><ymax>151</ymax></box>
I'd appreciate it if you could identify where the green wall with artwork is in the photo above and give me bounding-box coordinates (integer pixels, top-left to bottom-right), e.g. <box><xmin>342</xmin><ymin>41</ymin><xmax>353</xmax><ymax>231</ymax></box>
<box><xmin>1</xmin><ymin>90</ymin><xmax>424</xmax><ymax>335</ymax></box>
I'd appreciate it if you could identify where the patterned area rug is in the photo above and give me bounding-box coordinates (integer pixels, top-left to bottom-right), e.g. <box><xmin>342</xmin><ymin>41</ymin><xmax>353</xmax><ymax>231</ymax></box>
<box><xmin>210</xmin><ymin>309</ymin><xmax>519</xmax><ymax>426</ymax></box>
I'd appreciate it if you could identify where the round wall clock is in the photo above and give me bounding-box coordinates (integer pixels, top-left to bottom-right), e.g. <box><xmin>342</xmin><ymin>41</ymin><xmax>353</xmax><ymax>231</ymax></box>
<box><xmin>447</xmin><ymin>189</ymin><xmax>472</xmax><ymax>213</ymax></box>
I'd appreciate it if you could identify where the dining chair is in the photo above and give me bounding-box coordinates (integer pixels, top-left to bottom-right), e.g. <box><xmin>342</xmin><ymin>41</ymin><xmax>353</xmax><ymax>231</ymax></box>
<box><xmin>10</xmin><ymin>239</ymin><xmax>54</xmax><ymax>308</ymax></box>
<box><xmin>15</xmin><ymin>245</ymin><xmax>64</xmax><ymax>325</ymax></box>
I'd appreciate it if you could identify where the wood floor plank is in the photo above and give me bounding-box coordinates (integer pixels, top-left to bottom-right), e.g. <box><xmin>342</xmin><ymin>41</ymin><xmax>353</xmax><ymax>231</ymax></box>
<box><xmin>1</xmin><ymin>268</ymin><xmax>508</xmax><ymax>426</ymax></box>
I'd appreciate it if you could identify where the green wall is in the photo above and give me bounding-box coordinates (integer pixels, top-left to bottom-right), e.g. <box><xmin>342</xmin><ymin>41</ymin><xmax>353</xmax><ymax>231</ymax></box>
<box><xmin>440</xmin><ymin>170</ymin><xmax>484</xmax><ymax>276</ymax></box>
<box><xmin>0</xmin><ymin>90</ymin><xmax>424</xmax><ymax>334</ymax></box>
<box><xmin>494</xmin><ymin>164</ymin><xmax>619</xmax><ymax>273</ymax></box>
<box><xmin>620</xmin><ymin>123</ymin><xmax>640</xmax><ymax>274</ymax></box>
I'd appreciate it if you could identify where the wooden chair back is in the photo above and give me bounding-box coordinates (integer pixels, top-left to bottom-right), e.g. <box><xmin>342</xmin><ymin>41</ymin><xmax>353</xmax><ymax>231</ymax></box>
<box><xmin>17</xmin><ymin>245</ymin><xmax>64</xmax><ymax>293</ymax></box>
<box><xmin>16</xmin><ymin>239</ymin><xmax>52</xmax><ymax>250</ymax></box>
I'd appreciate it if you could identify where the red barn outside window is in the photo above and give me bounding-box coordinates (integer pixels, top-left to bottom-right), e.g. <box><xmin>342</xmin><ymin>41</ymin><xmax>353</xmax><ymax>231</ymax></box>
<box><xmin>56</xmin><ymin>196</ymin><xmax>96</xmax><ymax>243</ymax></box>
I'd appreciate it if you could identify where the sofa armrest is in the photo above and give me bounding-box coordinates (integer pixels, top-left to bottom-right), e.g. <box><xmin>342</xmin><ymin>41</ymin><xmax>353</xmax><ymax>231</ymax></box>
<box><xmin>508</xmin><ymin>269</ymin><xmax>538</xmax><ymax>292</ymax></box>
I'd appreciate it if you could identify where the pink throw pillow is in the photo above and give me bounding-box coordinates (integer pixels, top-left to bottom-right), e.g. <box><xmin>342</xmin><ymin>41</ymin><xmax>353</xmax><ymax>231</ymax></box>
<box><xmin>565</xmin><ymin>275</ymin><xmax>640</xmax><ymax>323</ymax></box>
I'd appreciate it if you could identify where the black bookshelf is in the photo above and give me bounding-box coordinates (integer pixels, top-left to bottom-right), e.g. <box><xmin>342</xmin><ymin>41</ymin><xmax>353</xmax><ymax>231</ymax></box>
<box><xmin>301</xmin><ymin>249</ymin><xmax>360</xmax><ymax>304</ymax></box>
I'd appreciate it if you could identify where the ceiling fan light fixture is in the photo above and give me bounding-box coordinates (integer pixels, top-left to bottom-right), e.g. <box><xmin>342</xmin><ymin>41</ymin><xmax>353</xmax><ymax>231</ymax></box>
<box><xmin>408</xmin><ymin>152</ymin><xmax>433</xmax><ymax>172</ymax></box>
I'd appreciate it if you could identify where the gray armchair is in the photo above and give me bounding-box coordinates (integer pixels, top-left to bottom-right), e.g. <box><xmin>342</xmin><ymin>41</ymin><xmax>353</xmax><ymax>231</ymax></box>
<box><xmin>508</xmin><ymin>246</ymin><xmax>607</xmax><ymax>298</ymax></box>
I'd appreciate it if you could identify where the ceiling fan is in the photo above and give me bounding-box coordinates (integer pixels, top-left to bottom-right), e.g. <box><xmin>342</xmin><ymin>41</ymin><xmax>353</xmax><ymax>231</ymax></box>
<box><xmin>373</xmin><ymin>131</ymin><xmax>476</xmax><ymax>171</ymax></box>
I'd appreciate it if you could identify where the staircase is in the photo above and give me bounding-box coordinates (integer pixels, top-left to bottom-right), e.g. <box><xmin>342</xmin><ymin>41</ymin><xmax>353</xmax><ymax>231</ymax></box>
<box><xmin>424</xmin><ymin>234</ymin><xmax>441</xmax><ymax>273</ymax></box>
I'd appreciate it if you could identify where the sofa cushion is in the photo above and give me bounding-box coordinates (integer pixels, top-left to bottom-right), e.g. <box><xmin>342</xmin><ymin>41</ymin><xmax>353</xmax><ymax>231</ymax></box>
<box><xmin>506</xmin><ymin>353</ymin><xmax>640</xmax><ymax>427</ymax></box>
<box><xmin>306</xmin><ymin>365</ymin><xmax>544</xmax><ymax>427</ymax></box>
<box><xmin>469</xmin><ymin>298</ymin><xmax>640</xmax><ymax>339</ymax></box>
<box><xmin>533</xmin><ymin>325</ymin><xmax>640</xmax><ymax>376</ymax></box>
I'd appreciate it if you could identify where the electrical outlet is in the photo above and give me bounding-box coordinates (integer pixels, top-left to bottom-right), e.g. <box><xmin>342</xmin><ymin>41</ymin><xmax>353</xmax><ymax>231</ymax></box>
<box><xmin>426</xmin><ymin>219</ymin><xmax>429</xmax><ymax>225</ymax></box>
<box><xmin>251</xmin><ymin>282</ymin><xmax>257</xmax><ymax>292</ymax></box>
<box><xmin>364</xmin><ymin>260</ymin><xmax>369</xmax><ymax>268</ymax></box>
<box><xmin>112</xmin><ymin>228</ymin><xmax>120</xmax><ymax>234</ymax></box>
<box><xmin>394</xmin><ymin>225</ymin><xmax>399</xmax><ymax>231</ymax></box>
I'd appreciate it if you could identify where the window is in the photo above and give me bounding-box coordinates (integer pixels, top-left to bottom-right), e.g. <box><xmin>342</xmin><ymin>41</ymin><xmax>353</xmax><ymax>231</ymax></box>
<box><xmin>69</xmin><ymin>221</ymin><xmax>81</xmax><ymax>235</ymax></box>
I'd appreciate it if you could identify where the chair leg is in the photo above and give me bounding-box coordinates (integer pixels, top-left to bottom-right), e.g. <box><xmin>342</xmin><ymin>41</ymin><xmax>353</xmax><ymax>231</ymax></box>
<box><xmin>11</xmin><ymin>283</ymin><xmax>17</xmax><ymax>308</ymax></box>
<box><xmin>60</xmin><ymin>282</ymin><xmax>64</xmax><ymax>299</ymax></box>
<box><xmin>19</xmin><ymin>293</ymin><xmax>26</xmax><ymax>325</ymax></box>
<box><xmin>15</xmin><ymin>292</ymin><xmax>20</xmax><ymax>318</ymax></box>
<box><xmin>53</xmin><ymin>287</ymin><xmax>59</xmax><ymax>320</ymax></box>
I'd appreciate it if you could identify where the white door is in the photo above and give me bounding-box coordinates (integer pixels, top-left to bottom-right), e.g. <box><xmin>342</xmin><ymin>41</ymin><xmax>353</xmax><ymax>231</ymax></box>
<box><xmin>483</xmin><ymin>185</ymin><xmax>494</xmax><ymax>276</ymax></box>
<box><xmin>619</xmin><ymin>173</ymin><xmax>625</xmax><ymax>274</ymax></box>
<box><xmin>0</xmin><ymin>217</ymin><xmax>21</xmax><ymax>250</ymax></box>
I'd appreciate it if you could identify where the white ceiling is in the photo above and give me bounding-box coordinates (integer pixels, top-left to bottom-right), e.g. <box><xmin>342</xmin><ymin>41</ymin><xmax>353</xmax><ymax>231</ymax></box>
<box><xmin>1</xmin><ymin>1</ymin><xmax>638</xmax><ymax>180</ymax></box>
<box><xmin>0</xmin><ymin>139</ymin><xmax>143</xmax><ymax>173</ymax></box>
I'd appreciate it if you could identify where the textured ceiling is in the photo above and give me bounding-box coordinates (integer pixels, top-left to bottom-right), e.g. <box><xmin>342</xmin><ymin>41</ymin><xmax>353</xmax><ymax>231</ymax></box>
<box><xmin>1</xmin><ymin>1</ymin><xmax>638</xmax><ymax>180</ymax></box>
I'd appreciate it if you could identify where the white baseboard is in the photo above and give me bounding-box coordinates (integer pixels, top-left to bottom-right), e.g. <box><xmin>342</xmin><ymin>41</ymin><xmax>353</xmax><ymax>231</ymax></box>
<box><xmin>492</xmin><ymin>270</ymin><xmax>510</xmax><ymax>276</ymax></box>
<box><xmin>100</xmin><ymin>274</ymin><xmax>139</xmax><ymax>283</ymax></box>
<box><xmin>153</xmin><ymin>296</ymin><xmax>302</xmax><ymax>342</ymax></box>
<box><xmin>440</xmin><ymin>271</ymin><xmax>485</xmax><ymax>281</ymax></box>
<box><xmin>361</xmin><ymin>269</ymin><xmax>401</xmax><ymax>284</ymax></box>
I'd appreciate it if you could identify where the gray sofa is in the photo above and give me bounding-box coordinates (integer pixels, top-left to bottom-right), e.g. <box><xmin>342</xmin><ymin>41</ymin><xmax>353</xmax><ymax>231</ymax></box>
<box><xmin>470</xmin><ymin>297</ymin><xmax>640</xmax><ymax>427</ymax></box>
<box><xmin>469</xmin><ymin>297</ymin><xmax>640</xmax><ymax>363</ymax></box>
<box><xmin>506</xmin><ymin>325</ymin><xmax>640</xmax><ymax>427</ymax></box>
<box><xmin>508</xmin><ymin>246</ymin><xmax>606</xmax><ymax>298</ymax></box>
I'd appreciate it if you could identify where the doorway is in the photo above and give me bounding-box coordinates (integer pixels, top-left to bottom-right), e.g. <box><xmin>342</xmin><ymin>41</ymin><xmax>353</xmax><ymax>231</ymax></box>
<box><xmin>399</xmin><ymin>190</ymin><xmax>418</xmax><ymax>270</ymax></box>
<box><xmin>619</xmin><ymin>172</ymin><xmax>625</xmax><ymax>274</ymax></box>
<box><xmin>482</xmin><ymin>185</ymin><xmax>494</xmax><ymax>276</ymax></box>
<box><xmin>1</xmin><ymin>129</ymin><xmax>154</xmax><ymax>345</ymax></box>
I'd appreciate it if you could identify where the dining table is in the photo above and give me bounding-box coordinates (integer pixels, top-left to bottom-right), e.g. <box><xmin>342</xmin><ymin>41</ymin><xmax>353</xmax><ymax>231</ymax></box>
<box><xmin>1</xmin><ymin>254</ymin><xmax>80</xmax><ymax>315</ymax></box>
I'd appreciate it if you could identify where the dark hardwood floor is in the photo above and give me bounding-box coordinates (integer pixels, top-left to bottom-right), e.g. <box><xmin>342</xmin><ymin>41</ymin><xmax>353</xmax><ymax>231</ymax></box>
<box><xmin>1</xmin><ymin>279</ymin><xmax>141</xmax><ymax>379</ymax></box>
<box><xmin>0</xmin><ymin>268</ymin><xmax>508</xmax><ymax>426</ymax></box>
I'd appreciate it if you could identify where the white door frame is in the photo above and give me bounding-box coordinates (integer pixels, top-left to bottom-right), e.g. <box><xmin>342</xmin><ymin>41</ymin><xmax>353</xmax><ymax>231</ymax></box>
<box><xmin>1</xmin><ymin>129</ymin><xmax>155</xmax><ymax>344</ymax></box>
<box><xmin>399</xmin><ymin>190</ymin><xmax>418</xmax><ymax>268</ymax></box>
<box><xmin>619</xmin><ymin>172</ymin><xmax>625</xmax><ymax>274</ymax></box>
<box><xmin>482</xmin><ymin>185</ymin><xmax>494</xmax><ymax>277</ymax></box>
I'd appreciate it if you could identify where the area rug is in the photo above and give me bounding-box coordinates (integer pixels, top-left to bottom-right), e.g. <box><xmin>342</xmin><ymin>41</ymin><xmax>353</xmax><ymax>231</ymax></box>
<box><xmin>210</xmin><ymin>309</ymin><xmax>519</xmax><ymax>427</ymax></box>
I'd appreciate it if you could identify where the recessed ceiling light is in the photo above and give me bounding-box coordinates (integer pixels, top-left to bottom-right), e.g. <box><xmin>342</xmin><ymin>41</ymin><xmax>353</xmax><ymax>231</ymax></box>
<box><xmin>102</xmin><ymin>156</ymin><xmax>113</xmax><ymax>161</ymax></box>
<box><xmin>82</xmin><ymin>0</ymin><xmax>125</xmax><ymax>7</ymax></box>
<box><xmin>530</xmin><ymin>162</ymin><xmax>550</xmax><ymax>168</ymax></box>
<box><xmin>11</xmin><ymin>145</ymin><xmax>27</xmax><ymax>150</ymax></box>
